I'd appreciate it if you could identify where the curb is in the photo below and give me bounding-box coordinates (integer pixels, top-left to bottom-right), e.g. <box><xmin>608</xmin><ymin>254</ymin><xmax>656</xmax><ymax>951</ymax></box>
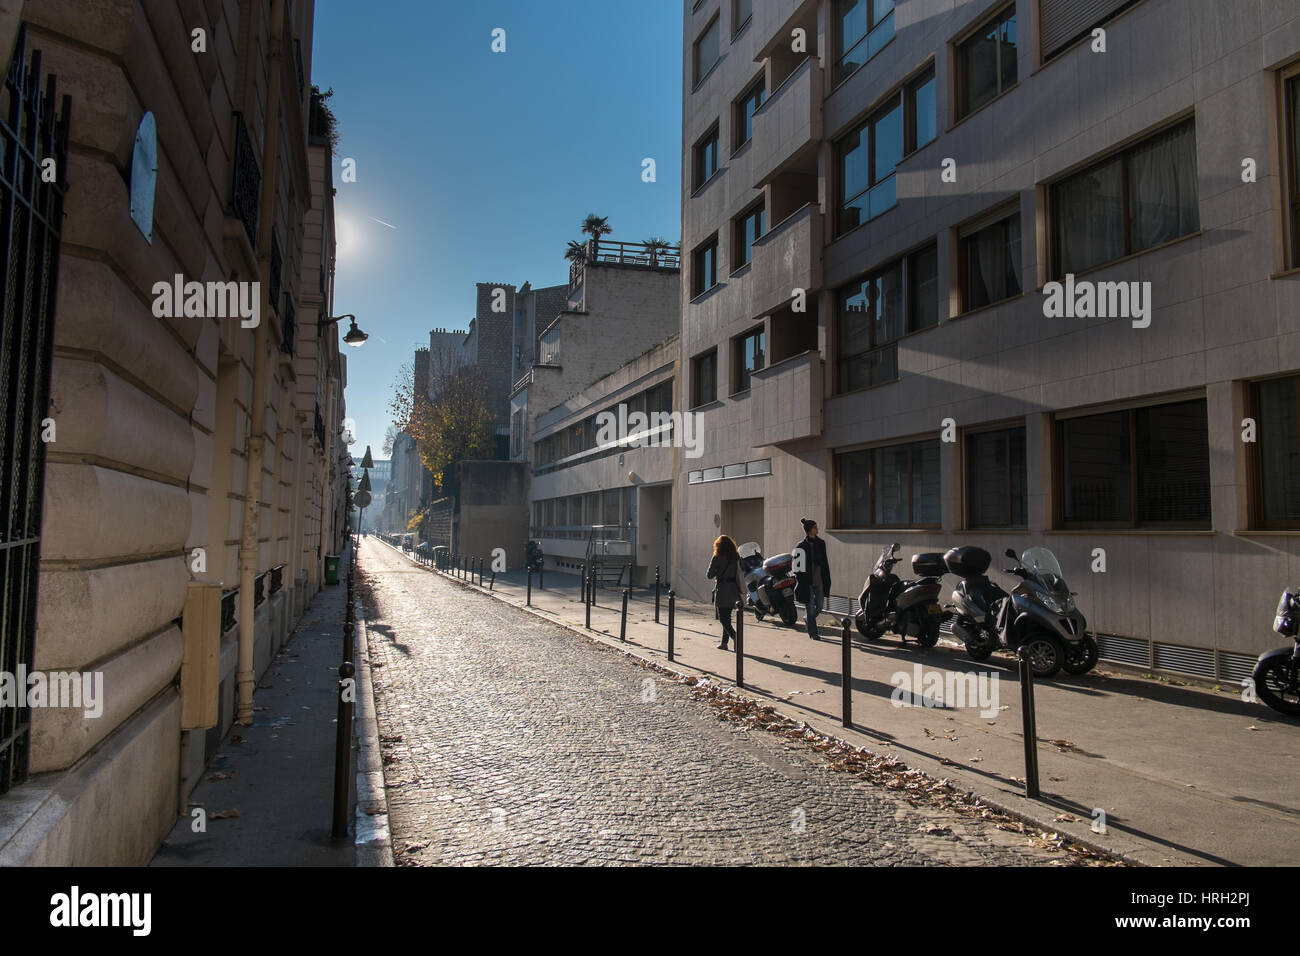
<box><xmin>352</xmin><ymin>597</ymin><xmax>394</xmax><ymax>865</ymax></box>
<box><xmin>370</xmin><ymin>540</ymin><xmax>1172</xmax><ymax>866</ymax></box>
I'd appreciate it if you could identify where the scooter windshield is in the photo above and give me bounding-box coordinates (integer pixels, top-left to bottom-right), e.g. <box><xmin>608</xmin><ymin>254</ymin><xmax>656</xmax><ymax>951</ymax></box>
<box><xmin>874</xmin><ymin>545</ymin><xmax>893</xmax><ymax>573</ymax></box>
<box><xmin>738</xmin><ymin>541</ymin><xmax>761</xmax><ymax>559</ymax></box>
<box><xmin>1021</xmin><ymin>547</ymin><xmax>1069</xmax><ymax>593</ymax></box>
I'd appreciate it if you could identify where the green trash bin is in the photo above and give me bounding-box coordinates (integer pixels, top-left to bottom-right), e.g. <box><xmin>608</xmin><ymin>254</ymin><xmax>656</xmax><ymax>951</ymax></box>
<box><xmin>324</xmin><ymin>555</ymin><xmax>340</xmax><ymax>585</ymax></box>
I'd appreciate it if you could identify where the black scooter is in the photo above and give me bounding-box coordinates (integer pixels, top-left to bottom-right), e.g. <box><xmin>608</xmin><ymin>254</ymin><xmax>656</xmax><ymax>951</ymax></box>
<box><xmin>854</xmin><ymin>543</ymin><xmax>946</xmax><ymax>647</ymax></box>
<box><xmin>945</xmin><ymin>545</ymin><xmax>1097</xmax><ymax>678</ymax></box>
<box><xmin>1254</xmin><ymin>589</ymin><xmax>1300</xmax><ymax>716</ymax></box>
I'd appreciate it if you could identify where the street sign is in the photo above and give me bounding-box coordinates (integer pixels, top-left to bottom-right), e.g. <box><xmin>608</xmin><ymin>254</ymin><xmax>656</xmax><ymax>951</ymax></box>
<box><xmin>361</xmin><ymin>445</ymin><xmax>374</xmax><ymax>470</ymax></box>
<box><xmin>354</xmin><ymin>490</ymin><xmax>372</xmax><ymax>508</ymax></box>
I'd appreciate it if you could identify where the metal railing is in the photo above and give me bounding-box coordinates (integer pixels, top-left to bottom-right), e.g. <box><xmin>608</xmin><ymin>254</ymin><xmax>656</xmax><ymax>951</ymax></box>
<box><xmin>280</xmin><ymin>295</ymin><xmax>295</xmax><ymax>356</ymax></box>
<box><xmin>269</xmin><ymin>564</ymin><xmax>283</xmax><ymax>595</ymax></box>
<box><xmin>254</xmin><ymin>572</ymin><xmax>267</xmax><ymax>608</ymax></box>
<box><xmin>0</xmin><ymin>29</ymin><xmax>70</xmax><ymax>796</ymax></box>
<box><xmin>568</xmin><ymin>238</ymin><xmax>680</xmax><ymax>285</ymax></box>
<box><xmin>221</xmin><ymin>587</ymin><xmax>238</xmax><ymax>634</ymax></box>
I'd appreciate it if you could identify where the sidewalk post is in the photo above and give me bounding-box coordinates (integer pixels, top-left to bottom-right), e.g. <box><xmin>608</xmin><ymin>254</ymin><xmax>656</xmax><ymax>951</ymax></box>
<box><xmin>342</xmin><ymin>619</ymin><xmax>354</xmax><ymax>664</ymax></box>
<box><xmin>735</xmin><ymin>599</ymin><xmax>745</xmax><ymax>689</ymax></box>
<box><xmin>620</xmin><ymin>588</ymin><xmax>629</xmax><ymax>642</ymax></box>
<box><xmin>331</xmin><ymin>661</ymin><xmax>355</xmax><ymax>839</ymax></box>
<box><xmin>667</xmin><ymin>590</ymin><xmax>676</xmax><ymax>661</ymax></box>
<box><xmin>478</xmin><ymin>557</ymin><xmax>483</xmax><ymax>586</ymax></box>
<box><xmin>1017</xmin><ymin>645</ymin><xmax>1041</xmax><ymax>799</ymax></box>
<box><xmin>539</xmin><ymin>562</ymin><xmax>544</xmax><ymax>589</ymax></box>
<box><xmin>490</xmin><ymin>568</ymin><xmax>496</xmax><ymax>590</ymax></box>
<box><xmin>526</xmin><ymin>567</ymin><xmax>532</xmax><ymax>606</ymax></box>
<box><xmin>654</xmin><ymin>565</ymin><xmax>661</xmax><ymax>623</ymax></box>
<box><xmin>585</xmin><ymin>574</ymin><xmax>592</xmax><ymax>630</ymax></box>
<box><xmin>841</xmin><ymin>617</ymin><xmax>852</xmax><ymax>728</ymax></box>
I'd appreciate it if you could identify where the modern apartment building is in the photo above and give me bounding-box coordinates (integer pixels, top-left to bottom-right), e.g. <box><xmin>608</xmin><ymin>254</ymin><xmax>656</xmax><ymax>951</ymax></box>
<box><xmin>0</xmin><ymin>0</ymin><xmax>351</xmax><ymax>864</ymax></box>
<box><xmin>679</xmin><ymin>0</ymin><xmax>1300</xmax><ymax>681</ymax></box>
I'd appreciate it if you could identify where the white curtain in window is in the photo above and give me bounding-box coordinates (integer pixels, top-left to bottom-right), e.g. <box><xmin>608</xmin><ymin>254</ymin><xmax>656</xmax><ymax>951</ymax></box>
<box><xmin>1128</xmin><ymin>121</ymin><xmax>1199</xmax><ymax>251</ymax></box>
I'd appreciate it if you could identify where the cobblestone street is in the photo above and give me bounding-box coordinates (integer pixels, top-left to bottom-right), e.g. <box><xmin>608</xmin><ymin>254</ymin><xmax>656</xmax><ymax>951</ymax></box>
<box><xmin>359</xmin><ymin>539</ymin><xmax>1074</xmax><ymax>866</ymax></box>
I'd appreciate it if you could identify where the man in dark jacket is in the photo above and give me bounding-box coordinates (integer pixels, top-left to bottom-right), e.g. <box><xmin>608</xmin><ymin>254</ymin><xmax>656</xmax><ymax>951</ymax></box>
<box><xmin>793</xmin><ymin>517</ymin><xmax>831</xmax><ymax>640</ymax></box>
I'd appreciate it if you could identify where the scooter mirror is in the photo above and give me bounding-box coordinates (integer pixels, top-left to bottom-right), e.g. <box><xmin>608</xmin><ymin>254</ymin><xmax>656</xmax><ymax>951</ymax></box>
<box><xmin>891</xmin><ymin>543</ymin><xmax>901</xmax><ymax>554</ymax></box>
<box><xmin>1005</xmin><ymin>548</ymin><xmax>1017</xmax><ymax>559</ymax></box>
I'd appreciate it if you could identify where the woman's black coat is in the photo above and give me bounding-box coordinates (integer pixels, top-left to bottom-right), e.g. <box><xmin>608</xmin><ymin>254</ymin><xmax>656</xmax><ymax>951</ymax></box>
<box><xmin>793</xmin><ymin>535</ymin><xmax>832</xmax><ymax>606</ymax></box>
<box><xmin>707</xmin><ymin>552</ymin><xmax>745</xmax><ymax>610</ymax></box>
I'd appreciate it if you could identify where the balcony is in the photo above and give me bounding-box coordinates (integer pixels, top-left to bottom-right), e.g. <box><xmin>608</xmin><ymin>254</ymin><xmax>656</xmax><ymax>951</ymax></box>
<box><xmin>747</xmin><ymin>202</ymin><xmax>822</xmax><ymax>320</ymax></box>
<box><xmin>230</xmin><ymin>112</ymin><xmax>260</xmax><ymax>247</ymax></box>
<box><xmin>568</xmin><ymin>238</ymin><xmax>680</xmax><ymax>287</ymax></box>
<box><xmin>750</xmin><ymin>349</ymin><xmax>824</xmax><ymax>446</ymax></box>
<box><xmin>750</xmin><ymin>55</ymin><xmax>821</xmax><ymax>189</ymax></box>
<box><xmin>538</xmin><ymin>321</ymin><xmax>561</xmax><ymax>366</ymax></box>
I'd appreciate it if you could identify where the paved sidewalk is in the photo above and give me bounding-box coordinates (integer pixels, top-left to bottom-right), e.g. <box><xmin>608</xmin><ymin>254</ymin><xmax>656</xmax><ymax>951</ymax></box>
<box><xmin>152</xmin><ymin>541</ymin><xmax>388</xmax><ymax>866</ymax></box>
<box><xmin>387</xmin><ymin>540</ymin><xmax>1300</xmax><ymax>866</ymax></box>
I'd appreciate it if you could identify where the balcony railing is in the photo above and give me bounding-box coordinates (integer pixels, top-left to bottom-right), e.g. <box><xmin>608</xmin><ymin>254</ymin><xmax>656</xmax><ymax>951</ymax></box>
<box><xmin>538</xmin><ymin>322</ymin><xmax>561</xmax><ymax>365</ymax></box>
<box><xmin>269</xmin><ymin>228</ymin><xmax>282</xmax><ymax>309</ymax></box>
<box><xmin>568</xmin><ymin>238</ymin><xmax>680</xmax><ymax>286</ymax></box>
<box><xmin>230</xmin><ymin>111</ymin><xmax>260</xmax><ymax>247</ymax></box>
<box><xmin>314</xmin><ymin>402</ymin><xmax>325</xmax><ymax>446</ymax></box>
<box><xmin>254</xmin><ymin>572</ymin><xmax>266</xmax><ymax>608</ymax></box>
<box><xmin>270</xmin><ymin>564</ymin><xmax>283</xmax><ymax>595</ymax></box>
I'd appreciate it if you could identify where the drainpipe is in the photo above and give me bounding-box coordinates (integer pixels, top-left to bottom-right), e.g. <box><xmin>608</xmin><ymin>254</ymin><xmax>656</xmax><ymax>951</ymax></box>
<box><xmin>238</xmin><ymin>0</ymin><xmax>287</xmax><ymax>725</ymax></box>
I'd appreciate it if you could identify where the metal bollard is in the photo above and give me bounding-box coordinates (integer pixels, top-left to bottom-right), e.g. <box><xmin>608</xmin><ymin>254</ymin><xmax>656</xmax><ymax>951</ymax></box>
<box><xmin>539</xmin><ymin>562</ymin><xmax>544</xmax><ymax>590</ymax></box>
<box><xmin>1017</xmin><ymin>646</ymin><xmax>1041</xmax><ymax>799</ymax></box>
<box><xmin>667</xmin><ymin>590</ymin><xmax>676</xmax><ymax>661</ymax></box>
<box><xmin>526</xmin><ymin>567</ymin><xmax>532</xmax><ymax>606</ymax></box>
<box><xmin>654</xmin><ymin>565</ymin><xmax>661</xmax><ymax>623</ymax></box>
<box><xmin>585</xmin><ymin>574</ymin><xmax>592</xmax><ymax>630</ymax></box>
<box><xmin>342</xmin><ymin>619</ymin><xmax>355</xmax><ymax>664</ymax></box>
<box><xmin>735</xmin><ymin>599</ymin><xmax>745</xmax><ymax>688</ymax></box>
<box><xmin>331</xmin><ymin>661</ymin><xmax>355</xmax><ymax>839</ymax></box>
<box><xmin>490</xmin><ymin>568</ymin><xmax>496</xmax><ymax>590</ymax></box>
<box><xmin>620</xmin><ymin>588</ymin><xmax>629</xmax><ymax>642</ymax></box>
<box><xmin>841</xmin><ymin>617</ymin><xmax>852</xmax><ymax>728</ymax></box>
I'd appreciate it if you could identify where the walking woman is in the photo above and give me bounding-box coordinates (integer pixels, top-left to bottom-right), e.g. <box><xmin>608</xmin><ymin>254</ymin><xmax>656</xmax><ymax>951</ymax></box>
<box><xmin>707</xmin><ymin>534</ymin><xmax>746</xmax><ymax>650</ymax></box>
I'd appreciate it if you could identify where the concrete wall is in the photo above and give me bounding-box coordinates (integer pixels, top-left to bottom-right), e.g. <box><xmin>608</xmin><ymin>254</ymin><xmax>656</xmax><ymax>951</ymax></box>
<box><xmin>678</xmin><ymin>0</ymin><xmax>1300</xmax><ymax>675</ymax></box>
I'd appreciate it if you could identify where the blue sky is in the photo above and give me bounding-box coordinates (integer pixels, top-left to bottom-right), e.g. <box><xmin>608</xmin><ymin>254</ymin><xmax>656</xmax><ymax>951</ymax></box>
<box><xmin>312</xmin><ymin>0</ymin><xmax>684</xmax><ymax>461</ymax></box>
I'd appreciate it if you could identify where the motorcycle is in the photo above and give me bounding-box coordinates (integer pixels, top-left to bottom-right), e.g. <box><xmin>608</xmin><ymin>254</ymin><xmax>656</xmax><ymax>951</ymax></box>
<box><xmin>854</xmin><ymin>543</ymin><xmax>946</xmax><ymax>647</ymax></box>
<box><xmin>525</xmin><ymin>539</ymin><xmax>544</xmax><ymax>573</ymax></box>
<box><xmin>1253</xmin><ymin>589</ymin><xmax>1300</xmax><ymax>716</ymax></box>
<box><xmin>945</xmin><ymin>545</ymin><xmax>1098</xmax><ymax>678</ymax></box>
<box><xmin>738</xmin><ymin>541</ymin><xmax>799</xmax><ymax>627</ymax></box>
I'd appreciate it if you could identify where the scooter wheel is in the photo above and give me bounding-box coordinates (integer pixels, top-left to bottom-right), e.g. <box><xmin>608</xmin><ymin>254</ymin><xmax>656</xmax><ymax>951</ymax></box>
<box><xmin>1061</xmin><ymin>634</ymin><xmax>1099</xmax><ymax>675</ymax></box>
<box><xmin>1023</xmin><ymin>633</ymin><xmax>1065</xmax><ymax>678</ymax></box>
<box><xmin>1255</xmin><ymin>656</ymin><xmax>1300</xmax><ymax>716</ymax></box>
<box><xmin>779</xmin><ymin>604</ymin><xmax>798</xmax><ymax>627</ymax></box>
<box><xmin>965</xmin><ymin>638</ymin><xmax>995</xmax><ymax>662</ymax></box>
<box><xmin>917</xmin><ymin>615</ymin><xmax>941</xmax><ymax>649</ymax></box>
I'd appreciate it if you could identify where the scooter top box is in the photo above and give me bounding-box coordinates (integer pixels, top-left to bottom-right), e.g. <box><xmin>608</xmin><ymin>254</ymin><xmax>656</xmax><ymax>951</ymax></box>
<box><xmin>911</xmin><ymin>552</ymin><xmax>947</xmax><ymax>577</ymax></box>
<box><xmin>943</xmin><ymin>545</ymin><xmax>991</xmax><ymax>577</ymax></box>
<box><xmin>763</xmin><ymin>552</ymin><xmax>794</xmax><ymax>574</ymax></box>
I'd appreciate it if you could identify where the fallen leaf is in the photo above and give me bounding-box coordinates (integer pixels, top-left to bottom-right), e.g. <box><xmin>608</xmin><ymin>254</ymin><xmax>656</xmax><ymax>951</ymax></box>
<box><xmin>211</xmin><ymin>809</ymin><xmax>240</xmax><ymax>819</ymax></box>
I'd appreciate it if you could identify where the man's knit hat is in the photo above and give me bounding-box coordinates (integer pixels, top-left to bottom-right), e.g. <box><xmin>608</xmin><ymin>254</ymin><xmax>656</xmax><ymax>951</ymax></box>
<box><xmin>800</xmin><ymin>517</ymin><xmax>817</xmax><ymax>533</ymax></box>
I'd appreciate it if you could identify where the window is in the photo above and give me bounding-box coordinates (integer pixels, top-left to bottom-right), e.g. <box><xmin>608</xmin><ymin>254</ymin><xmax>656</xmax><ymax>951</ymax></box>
<box><xmin>837</xmin><ymin>243</ymin><xmax>937</xmax><ymax>392</ymax></box>
<box><xmin>960</xmin><ymin>209</ymin><xmax>1021</xmax><ymax>311</ymax></box>
<box><xmin>1252</xmin><ymin>376</ymin><xmax>1300</xmax><ymax>527</ymax></box>
<box><xmin>692</xmin><ymin>349</ymin><xmax>718</xmax><ymax>406</ymax></box>
<box><xmin>694</xmin><ymin>125</ymin><xmax>720</xmax><ymax>190</ymax></box>
<box><xmin>733</xmin><ymin>0</ymin><xmax>752</xmax><ymax>36</ymax></box>
<box><xmin>734</xmin><ymin>203</ymin><xmax>765</xmax><ymax>268</ymax></box>
<box><xmin>956</xmin><ymin>6</ymin><xmax>1017</xmax><ymax>120</ymax></box>
<box><xmin>836</xmin><ymin>440</ymin><xmax>942</xmax><ymax>528</ymax></box>
<box><xmin>1051</xmin><ymin>119</ymin><xmax>1199</xmax><ymax>277</ymax></box>
<box><xmin>966</xmin><ymin>426</ymin><xmax>1027</xmax><ymax>527</ymax></box>
<box><xmin>834</xmin><ymin>0</ymin><xmax>895</xmax><ymax>84</ymax></box>
<box><xmin>694</xmin><ymin>15</ymin><xmax>721</xmax><ymax>85</ymax></box>
<box><xmin>1283</xmin><ymin>71</ymin><xmax>1300</xmax><ymax>268</ymax></box>
<box><xmin>733</xmin><ymin>326</ymin><xmax>766</xmax><ymax>392</ymax></box>
<box><xmin>735</xmin><ymin>77</ymin><xmax>765</xmax><ymax>149</ymax></box>
<box><xmin>836</xmin><ymin>97</ymin><xmax>902</xmax><ymax>234</ymax></box>
<box><xmin>906</xmin><ymin>68</ymin><xmax>937</xmax><ymax>153</ymax></box>
<box><xmin>1041</xmin><ymin>0</ymin><xmax>1142</xmax><ymax>62</ymax></box>
<box><xmin>1058</xmin><ymin>399</ymin><xmax>1210</xmax><ymax>527</ymax></box>
<box><xmin>692</xmin><ymin>234</ymin><xmax>719</xmax><ymax>296</ymax></box>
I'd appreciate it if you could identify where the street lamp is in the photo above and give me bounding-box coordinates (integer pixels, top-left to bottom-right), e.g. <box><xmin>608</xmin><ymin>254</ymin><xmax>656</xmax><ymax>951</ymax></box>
<box><xmin>319</xmin><ymin>312</ymin><xmax>369</xmax><ymax>347</ymax></box>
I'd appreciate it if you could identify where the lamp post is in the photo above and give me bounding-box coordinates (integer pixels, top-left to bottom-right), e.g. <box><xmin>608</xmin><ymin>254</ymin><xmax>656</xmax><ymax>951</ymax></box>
<box><xmin>319</xmin><ymin>312</ymin><xmax>369</xmax><ymax>347</ymax></box>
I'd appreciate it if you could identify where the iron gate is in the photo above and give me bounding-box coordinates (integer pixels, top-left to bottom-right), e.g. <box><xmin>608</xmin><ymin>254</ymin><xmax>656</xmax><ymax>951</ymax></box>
<box><xmin>0</xmin><ymin>29</ymin><xmax>70</xmax><ymax>795</ymax></box>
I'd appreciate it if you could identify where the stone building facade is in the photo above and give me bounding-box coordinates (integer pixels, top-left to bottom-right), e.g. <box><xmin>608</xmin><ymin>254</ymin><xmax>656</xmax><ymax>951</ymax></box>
<box><xmin>0</xmin><ymin>0</ymin><xmax>351</xmax><ymax>864</ymax></box>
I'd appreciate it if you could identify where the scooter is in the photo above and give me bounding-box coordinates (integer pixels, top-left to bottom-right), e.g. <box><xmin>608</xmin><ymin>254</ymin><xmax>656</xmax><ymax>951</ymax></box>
<box><xmin>945</xmin><ymin>545</ymin><xmax>1098</xmax><ymax>678</ymax></box>
<box><xmin>854</xmin><ymin>543</ymin><xmax>946</xmax><ymax>647</ymax></box>
<box><xmin>1253</xmin><ymin>589</ymin><xmax>1300</xmax><ymax>716</ymax></box>
<box><xmin>738</xmin><ymin>541</ymin><xmax>799</xmax><ymax>627</ymax></box>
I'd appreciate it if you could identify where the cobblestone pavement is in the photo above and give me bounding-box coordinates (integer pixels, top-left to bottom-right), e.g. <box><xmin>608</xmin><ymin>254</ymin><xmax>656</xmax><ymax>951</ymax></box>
<box><xmin>359</xmin><ymin>539</ymin><xmax>1066</xmax><ymax>866</ymax></box>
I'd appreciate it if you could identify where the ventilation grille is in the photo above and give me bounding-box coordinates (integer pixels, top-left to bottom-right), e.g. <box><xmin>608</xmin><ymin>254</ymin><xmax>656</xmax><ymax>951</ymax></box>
<box><xmin>1218</xmin><ymin>651</ymin><xmax>1257</xmax><ymax>684</ymax></box>
<box><xmin>1153</xmin><ymin>641</ymin><xmax>1215</xmax><ymax>679</ymax></box>
<box><xmin>1097</xmin><ymin>632</ymin><xmax>1149</xmax><ymax>668</ymax></box>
